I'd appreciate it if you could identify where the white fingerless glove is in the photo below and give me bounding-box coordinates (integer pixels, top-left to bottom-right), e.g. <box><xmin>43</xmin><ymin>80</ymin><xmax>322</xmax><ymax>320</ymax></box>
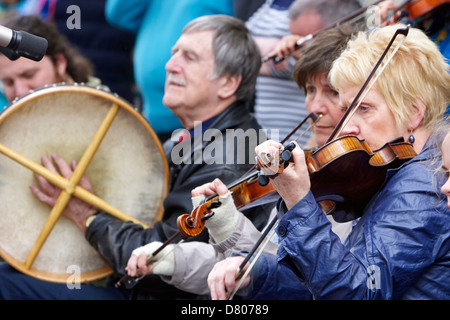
<box><xmin>131</xmin><ymin>241</ymin><xmax>175</xmax><ymax>276</ymax></box>
<box><xmin>191</xmin><ymin>194</ymin><xmax>206</xmax><ymax>208</ymax></box>
<box><xmin>192</xmin><ymin>192</ymin><xmax>239</xmax><ymax>243</ymax></box>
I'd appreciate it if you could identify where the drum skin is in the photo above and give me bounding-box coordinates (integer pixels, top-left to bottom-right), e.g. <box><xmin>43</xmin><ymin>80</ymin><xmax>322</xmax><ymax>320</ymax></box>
<box><xmin>0</xmin><ymin>84</ymin><xmax>169</xmax><ymax>283</ymax></box>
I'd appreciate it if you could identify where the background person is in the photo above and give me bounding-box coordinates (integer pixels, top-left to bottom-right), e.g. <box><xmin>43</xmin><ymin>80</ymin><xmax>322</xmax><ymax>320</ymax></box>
<box><xmin>248</xmin><ymin>0</ymin><xmax>361</xmax><ymax>144</ymax></box>
<box><xmin>438</xmin><ymin>119</ymin><xmax>450</xmax><ymax>208</ymax></box>
<box><xmin>0</xmin><ymin>14</ymin><xmax>96</xmax><ymax>107</ymax></box>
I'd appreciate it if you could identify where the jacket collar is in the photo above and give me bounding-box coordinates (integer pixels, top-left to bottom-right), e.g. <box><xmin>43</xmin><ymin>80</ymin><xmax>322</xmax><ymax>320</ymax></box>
<box><xmin>207</xmin><ymin>99</ymin><xmax>251</xmax><ymax>132</ymax></box>
<box><xmin>165</xmin><ymin>100</ymin><xmax>252</xmax><ymax>164</ymax></box>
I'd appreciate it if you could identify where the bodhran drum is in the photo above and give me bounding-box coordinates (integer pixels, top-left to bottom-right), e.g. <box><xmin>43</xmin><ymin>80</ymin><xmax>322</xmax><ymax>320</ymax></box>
<box><xmin>0</xmin><ymin>84</ymin><xmax>169</xmax><ymax>284</ymax></box>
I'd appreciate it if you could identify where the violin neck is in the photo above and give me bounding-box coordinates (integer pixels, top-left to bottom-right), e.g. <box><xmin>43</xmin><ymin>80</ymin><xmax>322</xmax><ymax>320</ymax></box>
<box><xmin>226</xmin><ymin>178</ymin><xmax>272</xmax><ymax>210</ymax></box>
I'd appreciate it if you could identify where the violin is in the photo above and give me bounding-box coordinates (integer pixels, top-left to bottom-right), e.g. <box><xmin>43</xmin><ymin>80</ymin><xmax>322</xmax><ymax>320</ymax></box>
<box><xmin>386</xmin><ymin>0</ymin><xmax>449</xmax><ymax>25</ymax></box>
<box><xmin>264</xmin><ymin>0</ymin><xmax>449</xmax><ymax>64</ymax></box>
<box><xmin>258</xmin><ymin>135</ymin><xmax>416</xmax><ymax>222</ymax></box>
<box><xmin>258</xmin><ymin>25</ymin><xmax>417</xmax><ymax>222</ymax></box>
<box><xmin>176</xmin><ymin>172</ymin><xmax>276</xmax><ymax>238</ymax></box>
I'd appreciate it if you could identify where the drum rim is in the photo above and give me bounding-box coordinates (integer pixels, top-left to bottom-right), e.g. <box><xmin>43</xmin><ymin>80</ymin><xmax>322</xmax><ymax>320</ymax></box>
<box><xmin>0</xmin><ymin>83</ymin><xmax>170</xmax><ymax>283</ymax></box>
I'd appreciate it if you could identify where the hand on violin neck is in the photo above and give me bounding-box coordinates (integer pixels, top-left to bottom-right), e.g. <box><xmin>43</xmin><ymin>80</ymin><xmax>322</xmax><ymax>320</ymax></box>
<box><xmin>191</xmin><ymin>178</ymin><xmax>229</xmax><ymax>206</ymax></box>
<box><xmin>191</xmin><ymin>178</ymin><xmax>239</xmax><ymax>243</ymax></box>
<box><xmin>377</xmin><ymin>1</ymin><xmax>399</xmax><ymax>23</ymax></box>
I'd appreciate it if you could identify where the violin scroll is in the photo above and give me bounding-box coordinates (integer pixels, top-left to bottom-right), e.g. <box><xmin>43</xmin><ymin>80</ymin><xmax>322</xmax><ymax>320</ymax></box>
<box><xmin>177</xmin><ymin>200</ymin><xmax>221</xmax><ymax>238</ymax></box>
<box><xmin>256</xmin><ymin>142</ymin><xmax>296</xmax><ymax>181</ymax></box>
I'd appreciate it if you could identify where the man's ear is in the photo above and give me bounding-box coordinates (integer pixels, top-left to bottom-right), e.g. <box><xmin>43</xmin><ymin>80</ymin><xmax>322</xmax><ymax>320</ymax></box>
<box><xmin>217</xmin><ymin>75</ymin><xmax>242</xmax><ymax>100</ymax></box>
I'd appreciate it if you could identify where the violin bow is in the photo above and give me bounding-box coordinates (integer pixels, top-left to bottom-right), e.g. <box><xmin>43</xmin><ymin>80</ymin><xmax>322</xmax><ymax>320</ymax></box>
<box><xmin>228</xmin><ymin>24</ymin><xmax>410</xmax><ymax>300</ymax></box>
<box><xmin>227</xmin><ymin>215</ymin><xmax>279</xmax><ymax>300</ymax></box>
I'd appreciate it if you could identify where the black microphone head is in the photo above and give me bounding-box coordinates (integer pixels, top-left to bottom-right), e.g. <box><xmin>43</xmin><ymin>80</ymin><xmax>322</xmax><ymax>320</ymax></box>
<box><xmin>0</xmin><ymin>46</ymin><xmax>20</xmax><ymax>61</ymax></box>
<box><xmin>13</xmin><ymin>31</ymin><xmax>48</xmax><ymax>61</ymax></box>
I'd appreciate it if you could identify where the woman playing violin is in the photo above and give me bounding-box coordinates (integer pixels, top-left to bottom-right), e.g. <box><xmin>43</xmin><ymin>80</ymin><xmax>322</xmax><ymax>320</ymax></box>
<box><xmin>208</xmin><ymin>24</ymin><xmax>450</xmax><ymax>300</ymax></box>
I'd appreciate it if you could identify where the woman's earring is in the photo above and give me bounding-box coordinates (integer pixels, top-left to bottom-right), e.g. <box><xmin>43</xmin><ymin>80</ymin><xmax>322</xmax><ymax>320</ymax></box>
<box><xmin>408</xmin><ymin>129</ymin><xmax>415</xmax><ymax>144</ymax></box>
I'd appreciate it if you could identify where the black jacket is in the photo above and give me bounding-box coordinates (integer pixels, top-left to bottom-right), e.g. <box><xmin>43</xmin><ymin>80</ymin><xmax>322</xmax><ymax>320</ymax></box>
<box><xmin>86</xmin><ymin>100</ymin><xmax>273</xmax><ymax>298</ymax></box>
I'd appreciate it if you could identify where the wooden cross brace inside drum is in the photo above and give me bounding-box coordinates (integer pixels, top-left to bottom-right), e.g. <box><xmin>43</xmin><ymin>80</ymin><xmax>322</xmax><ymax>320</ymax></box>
<box><xmin>0</xmin><ymin>102</ymin><xmax>148</xmax><ymax>273</ymax></box>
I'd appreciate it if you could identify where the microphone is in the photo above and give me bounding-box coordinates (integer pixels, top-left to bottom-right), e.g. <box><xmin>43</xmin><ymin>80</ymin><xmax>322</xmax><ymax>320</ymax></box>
<box><xmin>0</xmin><ymin>24</ymin><xmax>48</xmax><ymax>61</ymax></box>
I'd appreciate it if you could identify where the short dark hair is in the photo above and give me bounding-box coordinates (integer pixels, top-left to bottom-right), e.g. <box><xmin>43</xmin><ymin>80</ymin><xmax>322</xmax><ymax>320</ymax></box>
<box><xmin>293</xmin><ymin>24</ymin><xmax>361</xmax><ymax>92</ymax></box>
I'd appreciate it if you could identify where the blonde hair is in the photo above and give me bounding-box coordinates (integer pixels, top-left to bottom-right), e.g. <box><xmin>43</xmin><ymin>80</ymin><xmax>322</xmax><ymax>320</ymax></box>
<box><xmin>329</xmin><ymin>24</ymin><xmax>450</xmax><ymax>132</ymax></box>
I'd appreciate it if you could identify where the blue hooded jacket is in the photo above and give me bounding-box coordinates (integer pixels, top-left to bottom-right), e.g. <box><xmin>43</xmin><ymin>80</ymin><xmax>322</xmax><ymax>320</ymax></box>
<box><xmin>247</xmin><ymin>140</ymin><xmax>450</xmax><ymax>300</ymax></box>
